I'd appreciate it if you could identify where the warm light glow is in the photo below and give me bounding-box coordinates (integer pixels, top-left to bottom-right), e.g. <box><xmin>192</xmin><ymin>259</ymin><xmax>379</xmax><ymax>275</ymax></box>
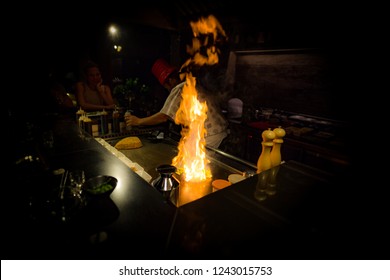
<box><xmin>108</xmin><ymin>24</ymin><xmax>120</xmax><ymax>43</ymax></box>
<box><xmin>113</xmin><ymin>45</ymin><xmax>122</xmax><ymax>52</ymax></box>
<box><xmin>177</xmin><ymin>179</ymin><xmax>212</xmax><ymax>206</ymax></box>
<box><xmin>109</xmin><ymin>25</ymin><xmax>118</xmax><ymax>36</ymax></box>
<box><xmin>172</xmin><ymin>15</ymin><xmax>226</xmax><ymax>183</ymax></box>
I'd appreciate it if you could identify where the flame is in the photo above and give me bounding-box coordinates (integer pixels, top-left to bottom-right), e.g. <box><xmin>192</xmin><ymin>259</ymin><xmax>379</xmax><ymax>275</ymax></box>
<box><xmin>172</xmin><ymin>72</ymin><xmax>209</xmax><ymax>182</ymax></box>
<box><xmin>182</xmin><ymin>15</ymin><xmax>225</xmax><ymax>70</ymax></box>
<box><xmin>172</xmin><ymin>15</ymin><xmax>226</xmax><ymax>183</ymax></box>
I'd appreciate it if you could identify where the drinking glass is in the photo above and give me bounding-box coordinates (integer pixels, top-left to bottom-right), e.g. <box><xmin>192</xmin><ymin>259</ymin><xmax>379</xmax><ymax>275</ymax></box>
<box><xmin>57</xmin><ymin>169</ymin><xmax>86</xmax><ymax>221</ymax></box>
<box><xmin>69</xmin><ymin>170</ymin><xmax>86</xmax><ymax>199</ymax></box>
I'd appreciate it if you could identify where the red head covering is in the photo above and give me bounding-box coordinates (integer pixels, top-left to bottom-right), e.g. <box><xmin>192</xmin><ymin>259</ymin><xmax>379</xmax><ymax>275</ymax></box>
<box><xmin>151</xmin><ymin>58</ymin><xmax>177</xmax><ymax>86</ymax></box>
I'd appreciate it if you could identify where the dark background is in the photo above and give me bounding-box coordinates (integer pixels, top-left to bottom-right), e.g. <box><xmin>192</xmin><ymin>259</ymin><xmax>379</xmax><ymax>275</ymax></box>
<box><xmin>12</xmin><ymin>0</ymin><xmax>354</xmax><ymax>124</ymax></box>
<box><xmin>47</xmin><ymin>0</ymin><xmax>347</xmax><ymax>83</ymax></box>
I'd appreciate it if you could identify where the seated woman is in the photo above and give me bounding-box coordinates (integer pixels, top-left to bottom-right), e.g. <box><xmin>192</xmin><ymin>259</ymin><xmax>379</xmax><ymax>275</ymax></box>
<box><xmin>75</xmin><ymin>61</ymin><xmax>116</xmax><ymax>111</ymax></box>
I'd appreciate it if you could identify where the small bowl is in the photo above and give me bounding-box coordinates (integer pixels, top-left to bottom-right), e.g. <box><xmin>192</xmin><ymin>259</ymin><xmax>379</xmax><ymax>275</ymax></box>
<box><xmin>83</xmin><ymin>175</ymin><xmax>118</xmax><ymax>196</ymax></box>
<box><xmin>228</xmin><ymin>173</ymin><xmax>246</xmax><ymax>184</ymax></box>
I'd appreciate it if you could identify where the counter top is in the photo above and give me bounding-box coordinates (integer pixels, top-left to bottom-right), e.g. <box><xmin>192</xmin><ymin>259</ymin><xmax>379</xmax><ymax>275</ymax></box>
<box><xmin>222</xmin><ymin>117</ymin><xmax>351</xmax><ymax>174</ymax></box>
<box><xmin>6</xmin><ymin>116</ymin><xmax>175</xmax><ymax>259</ymax></box>
<box><xmin>4</xmin><ymin>115</ymin><xmax>384</xmax><ymax>260</ymax></box>
<box><xmin>233</xmin><ymin>116</ymin><xmax>350</xmax><ymax>154</ymax></box>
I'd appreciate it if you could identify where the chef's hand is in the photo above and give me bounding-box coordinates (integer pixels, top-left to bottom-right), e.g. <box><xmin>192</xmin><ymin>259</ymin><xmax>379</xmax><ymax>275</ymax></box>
<box><xmin>125</xmin><ymin>115</ymin><xmax>141</xmax><ymax>126</ymax></box>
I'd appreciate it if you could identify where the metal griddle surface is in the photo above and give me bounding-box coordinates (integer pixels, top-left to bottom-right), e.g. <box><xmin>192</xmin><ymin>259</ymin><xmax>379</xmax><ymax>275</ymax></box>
<box><xmin>107</xmin><ymin>135</ymin><xmax>256</xmax><ymax>182</ymax></box>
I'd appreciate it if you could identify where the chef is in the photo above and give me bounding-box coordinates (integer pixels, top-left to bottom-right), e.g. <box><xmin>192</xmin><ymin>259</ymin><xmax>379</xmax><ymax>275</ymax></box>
<box><xmin>125</xmin><ymin>58</ymin><xmax>228</xmax><ymax>148</ymax></box>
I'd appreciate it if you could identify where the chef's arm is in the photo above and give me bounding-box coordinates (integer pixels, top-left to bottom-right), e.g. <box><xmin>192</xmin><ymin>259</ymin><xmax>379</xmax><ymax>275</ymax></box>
<box><xmin>125</xmin><ymin>112</ymin><xmax>169</xmax><ymax>126</ymax></box>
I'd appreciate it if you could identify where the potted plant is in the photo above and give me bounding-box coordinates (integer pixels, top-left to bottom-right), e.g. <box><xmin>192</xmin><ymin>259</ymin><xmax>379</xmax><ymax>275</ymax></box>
<box><xmin>113</xmin><ymin>77</ymin><xmax>150</xmax><ymax>112</ymax></box>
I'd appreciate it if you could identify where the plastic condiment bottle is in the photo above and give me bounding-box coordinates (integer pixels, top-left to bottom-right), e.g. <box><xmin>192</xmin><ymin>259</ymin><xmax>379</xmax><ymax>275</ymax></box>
<box><xmin>78</xmin><ymin>113</ymin><xmax>86</xmax><ymax>131</ymax></box>
<box><xmin>76</xmin><ymin>107</ymin><xmax>85</xmax><ymax>124</ymax></box>
<box><xmin>256</xmin><ymin>128</ymin><xmax>275</xmax><ymax>173</ymax></box>
<box><xmin>83</xmin><ymin>116</ymin><xmax>93</xmax><ymax>135</ymax></box>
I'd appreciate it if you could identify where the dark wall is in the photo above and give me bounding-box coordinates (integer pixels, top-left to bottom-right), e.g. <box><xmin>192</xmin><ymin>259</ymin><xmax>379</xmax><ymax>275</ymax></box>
<box><xmin>226</xmin><ymin>48</ymin><xmax>348</xmax><ymax>122</ymax></box>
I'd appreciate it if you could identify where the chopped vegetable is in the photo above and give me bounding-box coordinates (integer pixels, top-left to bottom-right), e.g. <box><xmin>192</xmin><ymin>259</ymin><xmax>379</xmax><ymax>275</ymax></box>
<box><xmin>87</xmin><ymin>183</ymin><xmax>113</xmax><ymax>194</ymax></box>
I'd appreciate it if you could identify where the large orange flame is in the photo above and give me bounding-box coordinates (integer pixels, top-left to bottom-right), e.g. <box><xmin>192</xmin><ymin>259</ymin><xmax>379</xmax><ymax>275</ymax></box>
<box><xmin>172</xmin><ymin>72</ymin><xmax>209</xmax><ymax>182</ymax></box>
<box><xmin>172</xmin><ymin>15</ymin><xmax>226</xmax><ymax>183</ymax></box>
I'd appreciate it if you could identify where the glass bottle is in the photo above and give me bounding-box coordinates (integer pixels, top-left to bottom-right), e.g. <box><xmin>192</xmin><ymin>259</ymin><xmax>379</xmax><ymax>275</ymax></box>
<box><xmin>112</xmin><ymin>107</ymin><xmax>120</xmax><ymax>133</ymax></box>
<box><xmin>124</xmin><ymin>110</ymin><xmax>132</xmax><ymax>131</ymax></box>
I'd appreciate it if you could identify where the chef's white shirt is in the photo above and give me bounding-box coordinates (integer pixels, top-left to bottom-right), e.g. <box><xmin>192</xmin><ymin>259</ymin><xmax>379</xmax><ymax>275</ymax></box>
<box><xmin>160</xmin><ymin>81</ymin><xmax>228</xmax><ymax>148</ymax></box>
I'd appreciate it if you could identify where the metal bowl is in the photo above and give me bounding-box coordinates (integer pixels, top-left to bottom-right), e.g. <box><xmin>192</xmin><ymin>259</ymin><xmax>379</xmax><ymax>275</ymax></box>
<box><xmin>83</xmin><ymin>175</ymin><xmax>118</xmax><ymax>196</ymax></box>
